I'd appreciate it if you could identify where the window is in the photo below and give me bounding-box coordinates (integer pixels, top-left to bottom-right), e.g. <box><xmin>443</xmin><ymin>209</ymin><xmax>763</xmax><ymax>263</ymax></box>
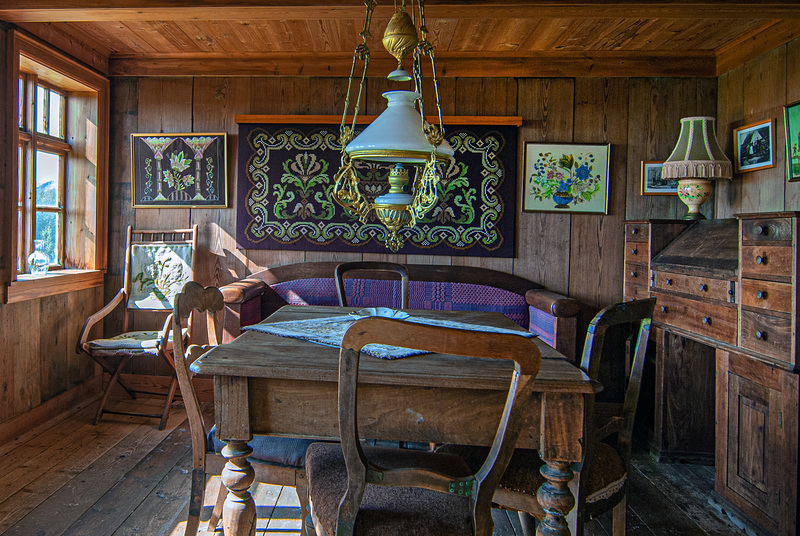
<box><xmin>1</xmin><ymin>30</ymin><xmax>109</xmax><ymax>303</ymax></box>
<box><xmin>18</xmin><ymin>75</ymin><xmax>69</xmax><ymax>271</ymax></box>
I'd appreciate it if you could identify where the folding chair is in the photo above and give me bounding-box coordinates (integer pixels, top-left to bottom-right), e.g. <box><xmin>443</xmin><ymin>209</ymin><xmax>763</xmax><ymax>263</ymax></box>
<box><xmin>77</xmin><ymin>225</ymin><xmax>197</xmax><ymax>430</ymax></box>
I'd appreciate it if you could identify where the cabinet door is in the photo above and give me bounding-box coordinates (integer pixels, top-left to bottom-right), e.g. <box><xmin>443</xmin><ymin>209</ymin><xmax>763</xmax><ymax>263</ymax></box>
<box><xmin>717</xmin><ymin>350</ymin><xmax>798</xmax><ymax>534</ymax></box>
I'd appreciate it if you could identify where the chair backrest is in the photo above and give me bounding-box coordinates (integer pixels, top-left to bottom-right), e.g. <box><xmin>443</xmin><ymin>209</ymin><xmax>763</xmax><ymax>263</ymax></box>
<box><xmin>337</xmin><ymin>317</ymin><xmax>541</xmax><ymax>536</ymax></box>
<box><xmin>579</xmin><ymin>297</ymin><xmax>656</xmax><ymax>461</ymax></box>
<box><xmin>334</xmin><ymin>261</ymin><xmax>410</xmax><ymax>309</ymax></box>
<box><xmin>171</xmin><ymin>281</ymin><xmax>225</xmax><ymax>465</ymax></box>
<box><xmin>125</xmin><ymin>226</ymin><xmax>197</xmax><ymax>311</ymax></box>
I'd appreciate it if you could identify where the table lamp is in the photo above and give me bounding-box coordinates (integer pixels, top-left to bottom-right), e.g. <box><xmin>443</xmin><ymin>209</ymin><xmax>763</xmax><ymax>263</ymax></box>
<box><xmin>662</xmin><ymin>116</ymin><xmax>732</xmax><ymax>220</ymax></box>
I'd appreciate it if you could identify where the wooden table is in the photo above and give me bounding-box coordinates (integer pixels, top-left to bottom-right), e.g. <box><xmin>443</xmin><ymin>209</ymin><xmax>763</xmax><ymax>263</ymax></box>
<box><xmin>192</xmin><ymin>305</ymin><xmax>596</xmax><ymax>536</ymax></box>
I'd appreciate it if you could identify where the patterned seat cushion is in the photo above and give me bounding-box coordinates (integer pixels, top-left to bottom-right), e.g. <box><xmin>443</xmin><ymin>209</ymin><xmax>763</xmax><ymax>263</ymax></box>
<box><xmin>86</xmin><ymin>327</ymin><xmax>186</xmax><ymax>357</ymax></box>
<box><xmin>306</xmin><ymin>442</ymin><xmax>475</xmax><ymax>536</ymax></box>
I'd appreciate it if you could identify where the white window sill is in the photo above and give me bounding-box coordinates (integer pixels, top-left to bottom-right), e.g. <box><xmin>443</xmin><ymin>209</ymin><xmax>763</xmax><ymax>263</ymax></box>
<box><xmin>7</xmin><ymin>269</ymin><xmax>105</xmax><ymax>303</ymax></box>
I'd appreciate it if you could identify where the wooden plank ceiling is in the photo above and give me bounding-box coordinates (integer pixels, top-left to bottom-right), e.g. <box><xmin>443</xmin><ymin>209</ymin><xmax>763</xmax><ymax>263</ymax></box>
<box><xmin>1</xmin><ymin>1</ymin><xmax>800</xmax><ymax>78</ymax></box>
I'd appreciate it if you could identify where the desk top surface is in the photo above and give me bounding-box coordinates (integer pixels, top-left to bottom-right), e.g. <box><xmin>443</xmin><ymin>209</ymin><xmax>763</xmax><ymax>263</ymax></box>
<box><xmin>194</xmin><ymin>305</ymin><xmax>594</xmax><ymax>394</ymax></box>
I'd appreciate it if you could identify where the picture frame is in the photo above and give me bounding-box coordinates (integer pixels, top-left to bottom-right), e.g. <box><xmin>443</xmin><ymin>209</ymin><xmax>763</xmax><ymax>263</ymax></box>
<box><xmin>640</xmin><ymin>161</ymin><xmax>678</xmax><ymax>195</ymax></box>
<box><xmin>785</xmin><ymin>101</ymin><xmax>800</xmax><ymax>181</ymax></box>
<box><xmin>131</xmin><ymin>133</ymin><xmax>228</xmax><ymax>208</ymax></box>
<box><xmin>733</xmin><ymin>119</ymin><xmax>775</xmax><ymax>173</ymax></box>
<box><xmin>523</xmin><ymin>143</ymin><xmax>610</xmax><ymax>213</ymax></box>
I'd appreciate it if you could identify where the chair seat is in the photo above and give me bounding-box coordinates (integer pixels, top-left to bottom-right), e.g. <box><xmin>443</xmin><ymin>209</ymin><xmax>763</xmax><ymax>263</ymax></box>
<box><xmin>438</xmin><ymin>442</ymin><xmax>627</xmax><ymax>517</ymax></box>
<box><xmin>208</xmin><ymin>425</ymin><xmax>316</xmax><ymax>468</ymax></box>
<box><xmin>306</xmin><ymin>442</ymin><xmax>476</xmax><ymax>536</ymax></box>
<box><xmin>86</xmin><ymin>328</ymin><xmax>187</xmax><ymax>357</ymax></box>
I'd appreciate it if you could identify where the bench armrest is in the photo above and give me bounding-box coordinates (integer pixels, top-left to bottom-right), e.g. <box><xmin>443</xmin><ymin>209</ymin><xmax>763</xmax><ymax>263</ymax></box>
<box><xmin>525</xmin><ymin>289</ymin><xmax>581</xmax><ymax>362</ymax></box>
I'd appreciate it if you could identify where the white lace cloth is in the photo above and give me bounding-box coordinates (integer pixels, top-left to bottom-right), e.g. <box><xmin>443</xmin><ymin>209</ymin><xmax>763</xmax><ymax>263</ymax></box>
<box><xmin>243</xmin><ymin>314</ymin><xmax>534</xmax><ymax>359</ymax></box>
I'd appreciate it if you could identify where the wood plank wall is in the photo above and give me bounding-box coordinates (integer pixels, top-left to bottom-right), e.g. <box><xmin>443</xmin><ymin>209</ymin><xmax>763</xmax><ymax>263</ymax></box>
<box><xmin>716</xmin><ymin>37</ymin><xmax>800</xmax><ymax>216</ymax></box>
<box><xmin>107</xmin><ymin>73</ymin><xmax>718</xmax><ymax>377</ymax></box>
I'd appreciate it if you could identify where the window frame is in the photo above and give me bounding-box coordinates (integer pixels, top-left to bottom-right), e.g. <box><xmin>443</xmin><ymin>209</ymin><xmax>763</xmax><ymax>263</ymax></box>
<box><xmin>2</xmin><ymin>30</ymin><xmax>109</xmax><ymax>304</ymax></box>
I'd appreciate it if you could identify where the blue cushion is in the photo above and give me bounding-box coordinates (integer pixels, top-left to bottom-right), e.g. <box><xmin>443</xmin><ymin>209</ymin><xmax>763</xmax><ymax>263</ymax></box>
<box><xmin>207</xmin><ymin>425</ymin><xmax>315</xmax><ymax>468</ymax></box>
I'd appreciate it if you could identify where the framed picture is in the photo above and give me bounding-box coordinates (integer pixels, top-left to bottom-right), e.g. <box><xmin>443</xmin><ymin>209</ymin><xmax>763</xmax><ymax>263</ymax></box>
<box><xmin>640</xmin><ymin>161</ymin><xmax>678</xmax><ymax>195</ymax></box>
<box><xmin>523</xmin><ymin>143</ymin><xmax>610</xmax><ymax>213</ymax></box>
<box><xmin>131</xmin><ymin>133</ymin><xmax>228</xmax><ymax>208</ymax></box>
<box><xmin>785</xmin><ymin>101</ymin><xmax>800</xmax><ymax>181</ymax></box>
<box><xmin>733</xmin><ymin>119</ymin><xmax>775</xmax><ymax>173</ymax></box>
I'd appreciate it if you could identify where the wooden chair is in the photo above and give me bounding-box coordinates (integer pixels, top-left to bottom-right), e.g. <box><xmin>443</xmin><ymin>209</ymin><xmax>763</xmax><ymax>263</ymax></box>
<box><xmin>172</xmin><ymin>281</ymin><xmax>316</xmax><ymax>536</ymax></box>
<box><xmin>334</xmin><ymin>261</ymin><xmax>410</xmax><ymax>309</ymax></box>
<box><xmin>77</xmin><ymin>226</ymin><xmax>197</xmax><ymax>430</ymax></box>
<box><xmin>439</xmin><ymin>297</ymin><xmax>656</xmax><ymax>536</ymax></box>
<box><xmin>304</xmin><ymin>317</ymin><xmax>542</xmax><ymax>536</ymax></box>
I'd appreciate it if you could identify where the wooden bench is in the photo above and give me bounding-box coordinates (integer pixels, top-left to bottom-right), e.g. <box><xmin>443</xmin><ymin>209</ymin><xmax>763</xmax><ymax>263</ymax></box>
<box><xmin>219</xmin><ymin>261</ymin><xmax>581</xmax><ymax>361</ymax></box>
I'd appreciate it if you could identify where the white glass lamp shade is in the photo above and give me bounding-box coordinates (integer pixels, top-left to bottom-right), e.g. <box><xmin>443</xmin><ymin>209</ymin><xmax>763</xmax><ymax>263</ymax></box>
<box><xmin>662</xmin><ymin>116</ymin><xmax>732</xmax><ymax>180</ymax></box>
<box><xmin>345</xmin><ymin>90</ymin><xmax>454</xmax><ymax>164</ymax></box>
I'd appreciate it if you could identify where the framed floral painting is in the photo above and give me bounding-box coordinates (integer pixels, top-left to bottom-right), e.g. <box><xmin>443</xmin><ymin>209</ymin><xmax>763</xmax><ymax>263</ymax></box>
<box><xmin>523</xmin><ymin>143</ymin><xmax>610</xmax><ymax>213</ymax></box>
<box><xmin>131</xmin><ymin>132</ymin><xmax>228</xmax><ymax>207</ymax></box>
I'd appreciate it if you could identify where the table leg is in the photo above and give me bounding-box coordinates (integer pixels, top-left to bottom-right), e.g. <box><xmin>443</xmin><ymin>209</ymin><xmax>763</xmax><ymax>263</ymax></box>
<box><xmin>536</xmin><ymin>460</ymin><xmax>575</xmax><ymax>536</ymax></box>
<box><xmin>221</xmin><ymin>440</ymin><xmax>256</xmax><ymax>536</ymax></box>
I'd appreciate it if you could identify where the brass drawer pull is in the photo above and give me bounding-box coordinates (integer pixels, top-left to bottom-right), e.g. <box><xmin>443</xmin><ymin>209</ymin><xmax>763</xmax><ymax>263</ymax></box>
<box><xmin>699</xmin><ymin>284</ymin><xmax>707</xmax><ymax>291</ymax></box>
<box><xmin>630</xmin><ymin>271</ymin><xmax>637</xmax><ymax>278</ymax></box>
<box><xmin>631</xmin><ymin>228</ymin><xmax>638</xmax><ymax>235</ymax></box>
<box><xmin>661</xmin><ymin>306</ymin><xmax>668</xmax><ymax>313</ymax></box>
<box><xmin>756</xmin><ymin>331</ymin><xmax>768</xmax><ymax>341</ymax></box>
<box><xmin>665</xmin><ymin>278</ymin><xmax>672</xmax><ymax>285</ymax></box>
<box><xmin>702</xmin><ymin>317</ymin><xmax>711</xmax><ymax>325</ymax></box>
<box><xmin>756</xmin><ymin>225</ymin><xmax>768</xmax><ymax>236</ymax></box>
<box><xmin>756</xmin><ymin>255</ymin><xmax>767</xmax><ymax>265</ymax></box>
<box><xmin>631</xmin><ymin>248</ymin><xmax>638</xmax><ymax>255</ymax></box>
<box><xmin>756</xmin><ymin>290</ymin><xmax>767</xmax><ymax>299</ymax></box>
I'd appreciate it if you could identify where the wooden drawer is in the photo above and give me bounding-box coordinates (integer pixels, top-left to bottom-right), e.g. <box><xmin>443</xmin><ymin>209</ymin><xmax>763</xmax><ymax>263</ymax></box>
<box><xmin>740</xmin><ymin>245</ymin><xmax>793</xmax><ymax>280</ymax></box>
<box><xmin>740</xmin><ymin>279</ymin><xmax>793</xmax><ymax>314</ymax></box>
<box><xmin>741</xmin><ymin>217</ymin><xmax>794</xmax><ymax>243</ymax></box>
<box><xmin>625</xmin><ymin>243</ymin><xmax>649</xmax><ymax>265</ymax></box>
<box><xmin>652</xmin><ymin>270</ymin><xmax>733</xmax><ymax>303</ymax></box>
<box><xmin>625</xmin><ymin>262</ymin><xmax>648</xmax><ymax>285</ymax></box>
<box><xmin>652</xmin><ymin>291</ymin><xmax>737</xmax><ymax>344</ymax></box>
<box><xmin>739</xmin><ymin>309</ymin><xmax>794</xmax><ymax>364</ymax></box>
<box><xmin>624</xmin><ymin>284</ymin><xmax>649</xmax><ymax>301</ymax></box>
<box><xmin>625</xmin><ymin>223</ymin><xmax>649</xmax><ymax>243</ymax></box>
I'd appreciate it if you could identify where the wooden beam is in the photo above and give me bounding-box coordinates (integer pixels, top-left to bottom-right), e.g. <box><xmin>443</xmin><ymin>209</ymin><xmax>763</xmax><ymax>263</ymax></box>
<box><xmin>109</xmin><ymin>51</ymin><xmax>718</xmax><ymax>78</ymax></box>
<box><xmin>234</xmin><ymin>114</ymin><xmax>524</xmax><ymax>125</ymax></box>
<box><xmin>1</xmin><ymin>1</ymin><xmax>799</xmax><ymax>22</ymax></box>
<box><xmin>716</xmin><ymin>19</ymin><xmax>800</xmax><ymax>75</ymax></box>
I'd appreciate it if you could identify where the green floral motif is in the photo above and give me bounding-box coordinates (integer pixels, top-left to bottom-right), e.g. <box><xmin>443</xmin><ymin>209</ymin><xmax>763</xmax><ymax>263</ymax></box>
<box><xmin>132</xmin><ymin>258</ymin><xmax>187</xmax><ymax>302</ymax></box>
<box><xmin>162</xmin><ymin>150</ymin><xmax>195</xmax><ymax>191</ymax></box>
<box><xmin>528</xmin><ymin>151</ymin><xmax>600</xmax><ymax>208</ymax></box>
<box><xmin>273</xmin><ymin>152</ymin><xmax>335</xmax><ymax>220</ymax></box>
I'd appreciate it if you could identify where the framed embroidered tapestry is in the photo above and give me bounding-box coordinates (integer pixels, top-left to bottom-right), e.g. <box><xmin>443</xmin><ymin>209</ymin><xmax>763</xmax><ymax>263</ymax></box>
<box><xmin>131</xmin><ymin>133</ymin><xmax>228</xmax><ymax>207</ymax></box>
<box><xmin>236</xmin><ymin>120</ymin><xmax>518</xmax><ymax>256</ymax></box>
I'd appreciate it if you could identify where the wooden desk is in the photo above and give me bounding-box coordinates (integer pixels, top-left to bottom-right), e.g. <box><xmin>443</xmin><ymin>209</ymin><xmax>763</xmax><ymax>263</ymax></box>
<box><xmin>192</xmin><ymin>305</ymin><xmax>595</xmax><ymax>536</ymax></box>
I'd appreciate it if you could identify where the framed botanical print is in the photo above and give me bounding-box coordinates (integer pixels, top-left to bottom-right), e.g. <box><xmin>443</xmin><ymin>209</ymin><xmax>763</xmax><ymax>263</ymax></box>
<box><xmin>523</xmin><ymin>143</ymin><xmax>610</xmax><ymax>213</ymax></box>
<box><xmin>131</xmin><ymin>133</ymin><xmax>228</xmax><ymax>207</ymax></box>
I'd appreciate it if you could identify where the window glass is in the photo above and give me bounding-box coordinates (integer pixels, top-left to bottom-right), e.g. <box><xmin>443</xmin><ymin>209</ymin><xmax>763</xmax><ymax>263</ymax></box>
<box><xmin>18</xmin><ymin>77</ymin><xmax>24</xmax><ymax>129</ymax></box>
<box><xmin>35</xmin><ymin>151</ymin><xmax>61</xmax><ymax>208</ymax></box>
<box><xmin>34</xmin><ymin>211</ymin><xmax>59</xmax><ymax>264</ymax></box>
<box><xmin>48</xmin><ymin>89</ymin><xmax>63</xmax><ymax>138</ymax></box>
<box><xmin>35</xmin><ymin>85</ymin><xmax>46</xmax><ymax>134</ymax></box>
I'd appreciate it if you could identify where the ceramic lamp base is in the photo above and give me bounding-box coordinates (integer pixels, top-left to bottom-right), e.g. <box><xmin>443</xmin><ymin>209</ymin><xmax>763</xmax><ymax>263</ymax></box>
<box><xmin>677</xmin><ymin>178</ymin><xmax>712</xmax><ymax>220</ymax></box>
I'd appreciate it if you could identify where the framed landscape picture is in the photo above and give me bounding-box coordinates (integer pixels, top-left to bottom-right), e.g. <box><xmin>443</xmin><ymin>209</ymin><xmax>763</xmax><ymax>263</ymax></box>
<box><xmin>523</xmin><ymin>143</ymin><xmax>610</xmax><ymax>213</ymax></box>
<box><xmin>640</xmin><ymin>161</ymin><xmax>677</xmax><ymax>195</ymax></box>
<box><xmin>785</xmin><ymin>101</ymin><xmax>800</xmax><ymax>181</ymax></box>
<box><xmin>131</xmin><ymin>133</ymin><xmax>228</xmax><ymax>207</ymax></box>
<box><xmin>733</xmin><ymin>119</ymin><xmax>775</xmax><ymax>173</ymax></box>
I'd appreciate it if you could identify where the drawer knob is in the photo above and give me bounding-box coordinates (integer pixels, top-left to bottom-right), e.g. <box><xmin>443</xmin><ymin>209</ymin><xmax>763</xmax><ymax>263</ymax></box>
<box><xmin>631</xmin><ymin>248</ymin><xmax>638</xmax><ymax>255</ymax></box>
<box><xmin>756</xmin><ymin>290</ymin><xmax>767</xmax><ymax>299</ymax></box>
<box><xmin>631</xmin><ymin>228</ymin><xmax>638</xmax><ymax>235</ymax></box>
<box><xmin>702</xmin><ymin>317</ymin><xmax>711</xmax><ymax>325</ymax></box>
<box><xmin>661</xmin><ymin>306</ymin><xmax>668</xmax><ymax>313</ymax></box>
<box><xmin>756</xmin><ymin>225</ymin><xmax>768</xmax><ymax>236</ymax></box>
<box><xmin>699</xmin><ymin>284</ymin><xmax>708</xmax><ymax>291</ymax></box>
<box><xmin>665</xmin><ymin>278</ymin><xmax>672</xmax><ymax>285</ymax></box>
<box><xmin>756</xmin><ymin>255</ymin><xmax>767</xmax><ymax>265</ymax></box>
<box><xmin>756</xmin><ymin>331</ymin><xmax>768</xmax><ymax>341</ymax></box>
<box><xmin>630</xmin><ymin>271</ymin><xmax>637</xmax><ymax>278</ymax></box>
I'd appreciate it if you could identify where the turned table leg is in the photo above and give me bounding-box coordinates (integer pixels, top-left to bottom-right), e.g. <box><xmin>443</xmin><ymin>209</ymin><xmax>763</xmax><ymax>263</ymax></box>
<box><xmin>221</xmin><ymin>440</ymin><xmax>256</xmax><ymax>536</ymax></box>
<box><xmin>536</xmin><ymin>460</ymin><xmax>575</xmax><ymax>536</ymax></box>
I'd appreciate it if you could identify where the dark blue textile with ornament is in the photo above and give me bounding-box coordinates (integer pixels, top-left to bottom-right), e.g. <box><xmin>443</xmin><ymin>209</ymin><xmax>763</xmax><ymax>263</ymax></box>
<box><xmin>236</xmin><ymin>122</ymin><xmax>516</xmax><ymax>256</ymax></box>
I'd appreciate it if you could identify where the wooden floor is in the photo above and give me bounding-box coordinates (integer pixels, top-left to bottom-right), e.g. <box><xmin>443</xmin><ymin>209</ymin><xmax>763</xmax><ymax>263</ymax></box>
<box><xmin>0</xmin><ymin>397</ymin><xmax>760</xmax><ymax>536</ymax></box>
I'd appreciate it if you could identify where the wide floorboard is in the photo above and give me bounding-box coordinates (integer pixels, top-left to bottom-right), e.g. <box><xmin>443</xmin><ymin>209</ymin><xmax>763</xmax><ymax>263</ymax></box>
<box><xmin>0</xmin><ymin>397</ymin><xmax>759</xmax><ymax>535</ymax></box>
